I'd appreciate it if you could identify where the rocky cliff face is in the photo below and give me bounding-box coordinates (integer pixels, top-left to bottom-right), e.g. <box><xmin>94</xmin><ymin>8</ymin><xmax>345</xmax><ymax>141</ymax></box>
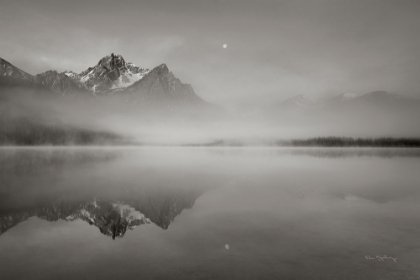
<box><xmin>34</xmin><ymin>70</ymin><xmax>87</xmax><ymax>96</ymax></box>
<box><xmin>71</xmin><ymin>53</ymin><xmax>150</xmax><ymax>94</ymax></box>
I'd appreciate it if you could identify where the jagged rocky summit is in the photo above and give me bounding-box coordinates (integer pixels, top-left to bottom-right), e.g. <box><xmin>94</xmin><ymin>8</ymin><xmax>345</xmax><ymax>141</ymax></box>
<box><xmin>65</xmin><ymin>53</ymin><xmax>150</xmax><ymax>94</ymax></box>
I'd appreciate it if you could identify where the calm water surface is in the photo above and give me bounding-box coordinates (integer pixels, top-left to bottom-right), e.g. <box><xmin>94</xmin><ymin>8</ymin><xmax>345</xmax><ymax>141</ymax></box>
<box><xmin>1</xmin><ymin>147</ymin><xmax>420</xmax><ymax>279</ymax></box>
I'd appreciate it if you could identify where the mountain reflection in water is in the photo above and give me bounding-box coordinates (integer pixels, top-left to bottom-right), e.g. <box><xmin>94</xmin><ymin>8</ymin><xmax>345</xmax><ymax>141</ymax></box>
<box><xmin>0</xmin><ymin>189</ymin><xmax>203</xmax><ymax>239</ymax></box>
<box><xmin>0</xmin><ymin>148</ymin><xmax>207</xmax><ymax>239</ymax></box>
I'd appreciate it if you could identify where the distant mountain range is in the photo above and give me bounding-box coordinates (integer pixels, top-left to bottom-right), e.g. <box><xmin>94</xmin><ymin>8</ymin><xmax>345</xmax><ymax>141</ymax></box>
<box><xmin>276</xmin><ymin>91</ymin><xmax>417</xmax><ymax>111</ymax></box>
<box><xmin>0</xmin><ymin>53</ymin><xmax>210</xmax><ymax>109</ymax></box>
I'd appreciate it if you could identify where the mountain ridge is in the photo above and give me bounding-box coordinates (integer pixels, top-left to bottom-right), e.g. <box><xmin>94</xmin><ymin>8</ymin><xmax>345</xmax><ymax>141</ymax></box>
<box><xmin>276</xmin><ymin>90</ymin><xmax>417</xmax><ymax>112</ymax></box>
<box><xmin>0</xmin><ymin>53</ymin><xmax>211</xmax><ymax>109</ymax></box>
<box><xmin>0</xmin><ymin>57</ymin><xmax>33</xmax><ymax>81</ymax></box>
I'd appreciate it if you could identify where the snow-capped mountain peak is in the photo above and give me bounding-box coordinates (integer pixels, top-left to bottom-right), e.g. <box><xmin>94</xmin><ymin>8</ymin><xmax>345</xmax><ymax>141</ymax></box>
<box><xmin>73</xmin><ymin>53</ymin><xmax>150</xmax><ymax>94</ymax></box>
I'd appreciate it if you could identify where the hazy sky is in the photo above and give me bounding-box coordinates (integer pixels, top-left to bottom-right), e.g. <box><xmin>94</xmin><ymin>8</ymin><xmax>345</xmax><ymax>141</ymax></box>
<box><xmin>1</xmin><ymin>0</ymin><xmax>420</xmax><ymax>106</ymax></box>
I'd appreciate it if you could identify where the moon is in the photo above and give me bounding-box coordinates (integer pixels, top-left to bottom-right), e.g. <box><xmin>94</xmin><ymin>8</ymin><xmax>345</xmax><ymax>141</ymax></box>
<box><xmin>223</xmin><ymin>44</ymin><xmax>227</xmax><ymax>49</ymax></box>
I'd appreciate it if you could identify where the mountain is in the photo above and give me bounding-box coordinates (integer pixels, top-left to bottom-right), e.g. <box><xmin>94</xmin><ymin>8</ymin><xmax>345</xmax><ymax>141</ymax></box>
<box><xmin>123</xmin><ymin>63</ymin><xmax>207</xmax><ymax>108</ymax></box>
<box><xmin>0</xmin><ymin>57</ymin><xmax>51</xmax><ymax>93</ymax></box>
<box><xmin>0</xmin><ymin>53</ymin><xmax>211</xmax><ymax>109</ymax></box>
<box><xmin>34</xmin><ymin>70</ymin><xmax>87</xmax><ymax>96</ymax></box>
<box><xmin>356</xmin><ymin>90</ymin><xmax>406</xmax><ymax>103</ymax></box>
<box><xmin>322</xmin><ymin>92</ymin><xmax>361</xmax><ymax>104</ymax></box>
<box><xmin>73</xmin><ymin>53</ymin><xmax>150</xmax><ymax>94</ymax></box>
<box><xmin>0</xmin><ymin>57</ymin><xmax>33</xmax><ymax>81</ymax></box>
<box><xmin>270</xmin><ymin>90</ymin><xmax>420</xmax><ymax>137</ymax></box>
<box><xmin>276</xmin><ymin>91</ymin><xmax>416</xmax><ymax>112</ymax></box>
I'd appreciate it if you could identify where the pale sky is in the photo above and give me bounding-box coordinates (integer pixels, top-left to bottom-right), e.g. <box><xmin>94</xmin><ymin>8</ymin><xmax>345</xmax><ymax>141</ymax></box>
<box><xmin>1</xmin><ymin>0</ymin><xmax>420</xmax><ymax>106</ymax></box>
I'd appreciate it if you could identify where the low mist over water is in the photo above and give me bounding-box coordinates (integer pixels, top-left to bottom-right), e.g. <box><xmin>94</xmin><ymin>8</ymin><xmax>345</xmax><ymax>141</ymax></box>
<box><xmin>1</xmin><ymin>87</ymin><xmax>420</xmax><ymax>146</ymax></box>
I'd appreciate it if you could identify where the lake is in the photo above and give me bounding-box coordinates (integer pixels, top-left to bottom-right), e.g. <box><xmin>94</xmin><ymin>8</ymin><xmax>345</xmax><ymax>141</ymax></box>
<box><xmin>1</xmin><ymin>147</ymin><xmax>420</xmax><ymax>279</ymax></box>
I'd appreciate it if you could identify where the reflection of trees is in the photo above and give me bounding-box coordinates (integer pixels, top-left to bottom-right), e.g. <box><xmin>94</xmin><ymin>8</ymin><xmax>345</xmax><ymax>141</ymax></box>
<box><xmin>279</xmin><ymin>137</ymin><xmax>420</xmax><ymax>148</ymax></box>
<box><xmin>282</xmin><ymin>148</ymin><xmax>420</xmax><ymax>159</ymax></box>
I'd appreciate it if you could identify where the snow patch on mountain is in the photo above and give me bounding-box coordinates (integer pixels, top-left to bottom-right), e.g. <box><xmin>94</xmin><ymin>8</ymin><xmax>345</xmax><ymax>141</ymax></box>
<box><xmin>63</xmin><ymin>71</ymin><xmax>78</xmax><ymax>79</ymax></box>
<box><xmin>110</xmin><ymin>69</ymin><xmax>149</xmax><ymax>89</ymax></box>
